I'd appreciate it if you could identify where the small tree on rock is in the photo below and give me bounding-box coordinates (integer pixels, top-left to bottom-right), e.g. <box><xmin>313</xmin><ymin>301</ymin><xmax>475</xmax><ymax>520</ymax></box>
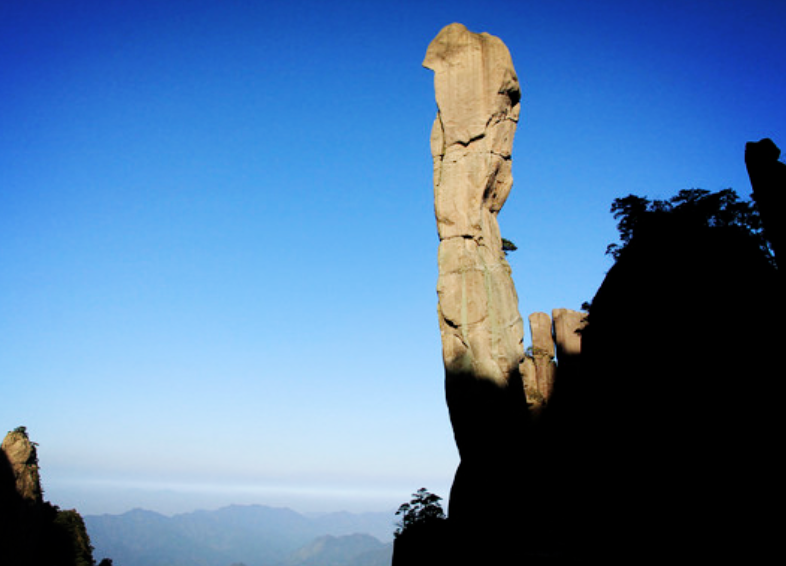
<box><xmin>502</xmin><ymin>238</ymin><xmax>518</xmax><ymax>255</ymax></box>
<box><xmin>394</xmin><ymin>488</ymin><xmax>446</xmax><ymax>538</ymax></box>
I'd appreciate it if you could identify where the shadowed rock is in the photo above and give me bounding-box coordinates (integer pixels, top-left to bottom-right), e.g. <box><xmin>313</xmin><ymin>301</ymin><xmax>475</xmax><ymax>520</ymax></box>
<box><xmin>551</xmin><ymin>308</ymin><xmax>584</xmax><ymax>361</ymax></box>
<box><xmin>745</xmin><ymin>137</ymin><xmax>786</xmax><ymax>267</ymax></box>
<box><xmin>574</xmin><ymin>213</ymin><xmax>782</xmax><ymax>562</ymax></box>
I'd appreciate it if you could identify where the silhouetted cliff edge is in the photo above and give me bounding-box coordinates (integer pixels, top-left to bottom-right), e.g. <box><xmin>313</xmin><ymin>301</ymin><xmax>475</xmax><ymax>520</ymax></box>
<box><xmin>1</xmin><ymin>426</ymin><xmax>102</xmax><ymax>566</ymax></box>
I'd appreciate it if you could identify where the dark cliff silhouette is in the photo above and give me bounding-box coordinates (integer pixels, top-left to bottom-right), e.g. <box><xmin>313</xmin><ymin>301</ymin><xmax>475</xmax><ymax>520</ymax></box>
<box><xmin>400</xmin><ymin>179</ymin><xmax>782</xmax><ymax>564</ymax></box>
<box><xmin>745</xmin><ymin>138</ymin><xmax>786</xmax><ymax>268</ymax></box>
<box><xmin>400</xmin><ymin>125</ymin><xmax>785</xmax><ymax>564</ymax></box>
<box><xmin>560</xmin><ymin>184</ymin><xmax>782</xmax><ymax>562</ymax></box>
<box><xmin>1</xmin><ymin>428</ymin><xmax>100</xmax><ymax>566</ymax></box>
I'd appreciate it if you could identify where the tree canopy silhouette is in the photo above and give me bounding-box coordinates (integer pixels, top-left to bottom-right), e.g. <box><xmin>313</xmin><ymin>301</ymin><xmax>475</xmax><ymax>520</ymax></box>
<box><xmin>605</xmin><ymin>188</ymin><xmax>772</xmax><ymax>263</ymax></box>
<box><xmin>394</xmin><ymin>488</ymin><xmax>446</xmax><ymax>538</ymax></box>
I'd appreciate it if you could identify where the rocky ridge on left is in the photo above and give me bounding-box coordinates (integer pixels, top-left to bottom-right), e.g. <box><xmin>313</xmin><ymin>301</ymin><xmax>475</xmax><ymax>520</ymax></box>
<box><xmin>1</xmin><ymin>426</ymin><xmax>101</xmax><ymax>566</ymax></box>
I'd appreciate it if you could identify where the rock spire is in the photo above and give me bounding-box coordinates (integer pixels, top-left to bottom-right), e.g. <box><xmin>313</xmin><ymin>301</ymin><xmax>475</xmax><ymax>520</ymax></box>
<box><xmin>423</xmin><ymin>23</ymin><xmax>527</xmax><ymax>558</ymax></box>
<box><xmin>424</xmin><ymin>21</ymin><xmax>524</xmax><ymax>430</ymax></box>
<box><xmin>1</xmin><ymin>427</ymin><xmax>43</xmax><ymax>503</ymax></box>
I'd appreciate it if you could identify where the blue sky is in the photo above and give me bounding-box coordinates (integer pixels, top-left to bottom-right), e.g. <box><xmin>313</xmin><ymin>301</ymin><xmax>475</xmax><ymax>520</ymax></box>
<box><xmin>2</xmin><ymin>0</ymin><xmax>785</xmax><ymax>515</ymax></box>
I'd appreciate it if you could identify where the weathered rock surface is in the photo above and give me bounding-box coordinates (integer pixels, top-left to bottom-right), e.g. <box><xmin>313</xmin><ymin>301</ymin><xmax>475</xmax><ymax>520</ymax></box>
<box><xmin>520</xmin><ymin>310</ymin><xmax>584</xmax><ymax>419</ymax></box>
<box><xmin>521</xmin><ymin>312</ymin><xmax>556</xmax><ymax>414</ymax></box>
<box><xmin>424</xmin><ymin>22</ymin><xmax>522</xmax><ymax>371</ymax></box>
<box><xmin>552</xmin><ymin>308</ymin><xmax>585</xmax><ymax>360</ymax></box>
<box><xmin>1</xmin><ymin>428</ymin><xmax>43</xmax><ymax>503</ymax></box>
<box><xmin>425</xmin><ymin>21</ymin><xmax>524</xmax><ymax>429</ymax></box>
<box><xmin>424</xmin><ymin>22</ymin><xmax>527</xmax><ymax>562</ymax></box>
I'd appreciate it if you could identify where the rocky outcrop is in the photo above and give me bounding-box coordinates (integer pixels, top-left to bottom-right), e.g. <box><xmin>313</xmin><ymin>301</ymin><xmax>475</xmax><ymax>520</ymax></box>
<box><xmin>520</xmin><ymin>313</ymin><xmax>556</xmax><ymax>416</ymax></box>
<box><xmin>745</xmin><ymin>137</ymin><xmax>786</xmax><ymax>268</ymax></box>
<box><xmin>1</xmin><ymin>427</ymin><xmax>100</xmax><ymax>566</ymax></box>
<box><xmin>424</xmin><ymin>22</ymin><xmax>530</xmax><ymax>562</ymax></box>
<box><xmin>1</xmin><ymin>427</ymin><xmax>43</xmax><ymax>503</ymax></box>
<box><xmin>423</xmin><ymin>25</ymin><xmax>604</xmax><ymax>564</ymax></box>
<box><xmin>550</xmin><ymin>308</ymin><xmax>584</xmax><ymax>398</ymax></box>
<box><xmin>552</xmin><ymin>308</ymin><xmax>584</xmax><ymax>360</ymax></box>
<box><xmin>520</xmin><ymin>309</ymin><xmax>585</xmax><ymax>418</ymax></box>
<box><xmin>425</xmin><ymin>22</ymin><xmax>525</xmax><ymax>449</ymax></box>
<box><xmin>575</xmin><ymin>211</ymin><xmax>782</xmax><ymax>561</ymax></box>
<box><xmin>421</xmin><ymin>23</ymin><xmax>780</xmax><ymax>564</ymax></box>
<box><xmin>425</xmin><ymin>23</ymin><xmax>522</xmax><ymax>397</ymax></box>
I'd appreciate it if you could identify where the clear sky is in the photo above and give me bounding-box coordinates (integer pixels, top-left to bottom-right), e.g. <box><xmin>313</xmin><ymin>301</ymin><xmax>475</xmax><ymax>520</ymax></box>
<box><xmin>2</xmin><ymin>0</ymin><xmax>785</xmax><ymax>516</ymax></box>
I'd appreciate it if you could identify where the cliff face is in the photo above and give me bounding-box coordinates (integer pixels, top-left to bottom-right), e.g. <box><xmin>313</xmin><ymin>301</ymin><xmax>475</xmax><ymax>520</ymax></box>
<box><xmin>1</xmin><ymin>427</ymin><xmax>98</xmax><ymax>566</ymax></box>
<box><xmin>574</xmin><ymin>214</ymin><xmax>783</xmax><ymax>561</ymax></box>
<box><xmin>1</xmin><ymin>428</ymin><xmax>44</xmax><ymax>503</ymax></box>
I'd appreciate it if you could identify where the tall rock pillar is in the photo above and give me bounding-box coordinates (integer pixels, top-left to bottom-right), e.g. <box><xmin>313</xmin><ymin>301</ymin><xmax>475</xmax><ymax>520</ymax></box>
<box><xmin>423</xmin><ymin>23</ymin><xmax>528</xmax><ymax>555</ymax></box>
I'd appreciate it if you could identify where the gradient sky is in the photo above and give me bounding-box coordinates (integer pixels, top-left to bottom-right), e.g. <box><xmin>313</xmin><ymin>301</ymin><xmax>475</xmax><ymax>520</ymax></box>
<box><xmin>3</xmin><ymin>0</ymin><xmax>785</xmax><ymax>516</ymax></box>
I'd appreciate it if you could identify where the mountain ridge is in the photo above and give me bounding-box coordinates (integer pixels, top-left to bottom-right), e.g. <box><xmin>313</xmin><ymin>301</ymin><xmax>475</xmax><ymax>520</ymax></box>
<box><xmin>85</xmin><ymin>503</ymin><xmax>395</xmax><ymax>566</ymax></box>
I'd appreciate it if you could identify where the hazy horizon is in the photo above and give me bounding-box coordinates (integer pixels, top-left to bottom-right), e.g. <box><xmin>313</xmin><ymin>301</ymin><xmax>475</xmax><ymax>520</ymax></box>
<box><xmin>45</xmin><ymin>473</ymin><xmax>448</xmax><ymax>516</ymax></box>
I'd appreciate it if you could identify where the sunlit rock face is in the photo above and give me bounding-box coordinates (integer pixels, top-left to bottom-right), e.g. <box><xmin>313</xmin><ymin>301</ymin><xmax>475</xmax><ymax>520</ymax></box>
<box><xmin>425</xmin><ymin>23</ymin><xmax>523</xmax><ymax>394</ymax></box>
<box><xmin>522</xmin><ymin>312</ymin><xmax>556</xmax><ymax>415</ymax></box>
<box><xmin>424</xmin><ymin>23</ymin><xmax>528</xmax><ymax>560</ymax></box>
<box><xmin>1</xmin><ymin>429</ymin><xmax>43</xmax><ymax>504</ymax></box>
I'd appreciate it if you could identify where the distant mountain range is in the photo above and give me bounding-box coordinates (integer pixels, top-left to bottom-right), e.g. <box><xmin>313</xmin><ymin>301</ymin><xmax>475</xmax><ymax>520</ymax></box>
<box><xmin>85</xmin><ymin>504</ymin><xmax>395</xmax><ymax>566</ymax></box>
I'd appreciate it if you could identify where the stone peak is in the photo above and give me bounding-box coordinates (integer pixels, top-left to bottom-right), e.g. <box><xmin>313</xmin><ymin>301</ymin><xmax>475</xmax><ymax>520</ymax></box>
<box><xmin>1</xmin><ymin>428</ymin><xmax>43</xmax><ymax>503</ymax></box>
